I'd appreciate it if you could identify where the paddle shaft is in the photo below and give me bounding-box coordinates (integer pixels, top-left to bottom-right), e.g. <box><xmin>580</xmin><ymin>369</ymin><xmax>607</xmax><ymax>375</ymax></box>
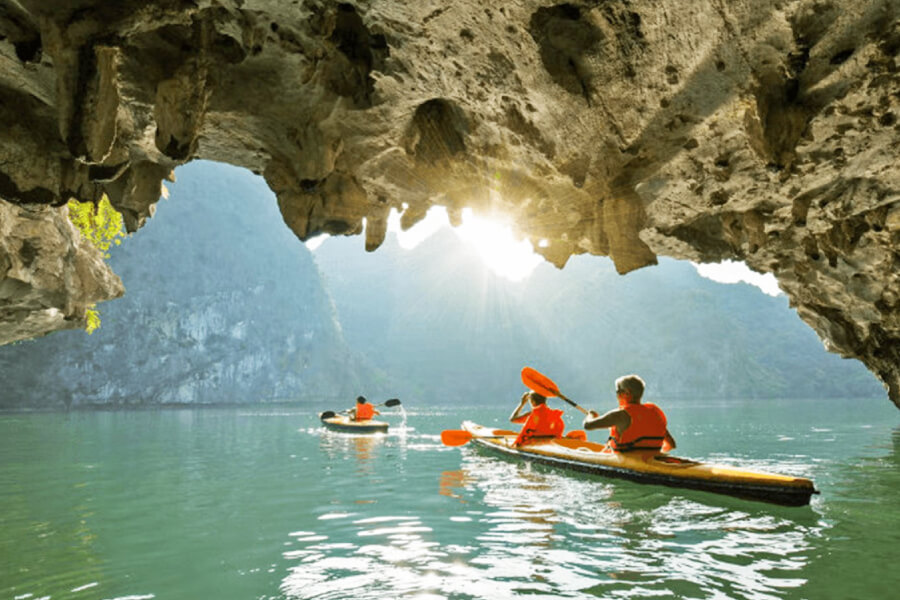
<box><xmin>555</xmin><ymin>391</ymin><xmax>589</xmax><ymax>415</ymax></box>
<box><xmin>343</xmin><ymin>398</ymin><xmax>399</xmax><ymax>412</ymax></box>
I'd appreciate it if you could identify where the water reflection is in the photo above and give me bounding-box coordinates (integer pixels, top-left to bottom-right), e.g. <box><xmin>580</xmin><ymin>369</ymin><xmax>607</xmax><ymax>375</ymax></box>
<box><xmin>280</xmin><ymin>443</ymin><xmax>826</xmax><ymax>600</ymax></box>
<box><xmin>438</xmin><ymin>470</ymin><xmax>472</xmax><ymax>503</ymax></box>
<box><xmin>318</xmin><ymin>430</ymin><xmax>384</xmax><ymax>475</ymax></box>
<box><xmin>6</xmin><ymin>408</ymin><xmax>892</xmax><ymax>600</ymax></box>
<box><xmin>280</xmin><ymin>513</ymin><xmax>451</xmax><ymax>599</ymax></box>
<box><xmin>463</xmin><ymin>454</ymin><xmax>821</xmax><ymax>599</ymax></box>
<box><xmin>351</xmin><ymin>436</ymin><xmax>380</xmax><ymax>468</ymax></box>
<box><xmin>798</xmin><ymin>427</ymin><xmax>900</xmax><ymax>600</ymax></box>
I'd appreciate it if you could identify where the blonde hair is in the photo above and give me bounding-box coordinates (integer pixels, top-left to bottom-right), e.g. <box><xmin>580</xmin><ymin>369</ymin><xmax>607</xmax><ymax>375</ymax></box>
<box><xmin>615</xmin><ymin>374</ymin><xmax>645</xmax><ymax>402</ymax></box>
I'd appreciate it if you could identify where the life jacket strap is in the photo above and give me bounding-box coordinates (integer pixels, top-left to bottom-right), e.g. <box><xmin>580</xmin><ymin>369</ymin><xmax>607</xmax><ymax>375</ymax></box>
<box><xmin>608</xmin><ymin>435</ymin><xmax>665</xmax><ymax>452</ymax></box>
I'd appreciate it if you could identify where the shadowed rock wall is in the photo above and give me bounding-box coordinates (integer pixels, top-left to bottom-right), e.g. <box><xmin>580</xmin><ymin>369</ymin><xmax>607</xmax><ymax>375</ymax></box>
<box><xmin>0</xmin><ymin>1</ymin><xmax>898</xmax><ymax>405</ymax></box>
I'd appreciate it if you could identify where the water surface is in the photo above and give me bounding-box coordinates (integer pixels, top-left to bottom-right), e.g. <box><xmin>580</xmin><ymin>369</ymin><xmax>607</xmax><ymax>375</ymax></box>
<box><xmin>1</xmin><ymin>398</ymin><xmax>897</xmax><ymax>599</ymax></box>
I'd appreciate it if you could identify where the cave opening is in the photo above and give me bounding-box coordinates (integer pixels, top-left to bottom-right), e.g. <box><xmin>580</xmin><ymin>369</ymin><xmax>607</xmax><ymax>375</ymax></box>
<box><xmin>0</xmin><ymin>161</ymin><xmax>883</xmax><ymax>410</ymax></box>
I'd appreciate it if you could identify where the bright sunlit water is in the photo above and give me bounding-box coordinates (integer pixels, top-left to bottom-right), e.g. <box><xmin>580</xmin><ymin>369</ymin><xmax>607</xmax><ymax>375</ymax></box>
<box><xmin>2</xmin><ymin>399</ymin><xmax>897</xmax><ymax>600</ymax></box>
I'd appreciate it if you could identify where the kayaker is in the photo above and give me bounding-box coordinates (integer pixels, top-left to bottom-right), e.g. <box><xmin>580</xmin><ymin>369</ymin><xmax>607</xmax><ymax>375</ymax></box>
<box><xmin>583</xmin><ymin>374</ymin><xmax>676</xmax><ymax>452</ymax></box>
<box><xmin>350</xmin><ymin>396</ymin><xmax>380</xmax><ymax>422</ymax></box>
<box><xmin>510</xmin><ymin>391</ymin><xmax>565</xmax><ymax>446</ymax></box>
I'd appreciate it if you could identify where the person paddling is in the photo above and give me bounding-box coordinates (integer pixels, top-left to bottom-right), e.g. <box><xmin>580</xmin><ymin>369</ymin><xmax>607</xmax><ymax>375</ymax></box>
<box><xmin>583</xmin><ymin>374</ymin><xmax>676</xmax><ymax>452</ymax></box>
<box><xmin>509</xmin><ymin>391</ymin><xmax>565</xmax><ymax>446</ymax></box>
<box><xmin>350</xmin><ymin>396</ymin><xmax>380</xmax><ymax>422</ymax></box>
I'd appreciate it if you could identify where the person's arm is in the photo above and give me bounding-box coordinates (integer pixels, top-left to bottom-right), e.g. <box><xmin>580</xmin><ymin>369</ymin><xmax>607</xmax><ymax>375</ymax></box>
<box><xmin>373</xmin><ymin>408</ymin><xmax>381</xmax><ymax>416</ymax></box>
<box><xmin>662</xmin><ymin>429</ymin><xmax>676</xmax><ymax>452</ymax></box>
<box><xmin>510</xmin><ymin>393</ymin><xmax>531</xmax><ymax>423</ymax></box>
<box><xmin>583</xmin><ymin>408</ymin><xmax>629</xmax><ymax>431</ymax></box>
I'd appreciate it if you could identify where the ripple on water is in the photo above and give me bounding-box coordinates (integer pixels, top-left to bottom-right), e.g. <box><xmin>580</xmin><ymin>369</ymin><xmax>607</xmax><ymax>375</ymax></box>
<box><xmin>4</xmin><ymin>407</ymin><xmax>897</xmax><ymax>600</ymax></box>
<box><xmin>272</xmin><ymin>443</ymin><xmax>822</xmax><ymax>600</ymax></box>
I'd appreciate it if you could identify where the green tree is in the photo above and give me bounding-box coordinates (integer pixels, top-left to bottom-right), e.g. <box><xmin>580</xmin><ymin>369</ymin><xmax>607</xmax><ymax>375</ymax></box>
<box><xmin>67</xmin><ymin>194</ymin><xmax>126</xmax><ymax>333</ymax></box>
<box><xmin>67</xmin><ymin>194</ymin><xmax>125</xmax><ymax>258</ymax></box>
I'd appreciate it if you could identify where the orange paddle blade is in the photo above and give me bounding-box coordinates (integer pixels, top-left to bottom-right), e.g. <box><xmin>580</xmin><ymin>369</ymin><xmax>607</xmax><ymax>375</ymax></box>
<box><xmin>521</xmin><ymin>367</ymin><xmax>560</xmax><ymax>397</ymax></box>
<box><xmin>440</xmin><ymin>430</ymin><xmax>474</xmax><ymax>446</ymax></box>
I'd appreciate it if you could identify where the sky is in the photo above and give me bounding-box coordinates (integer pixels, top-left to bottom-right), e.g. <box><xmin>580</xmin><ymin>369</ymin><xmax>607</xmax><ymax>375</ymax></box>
<box><xmin>306</xmin><ymin>207</ymin><xmax>782</xmax><ymax>296</ymax></box>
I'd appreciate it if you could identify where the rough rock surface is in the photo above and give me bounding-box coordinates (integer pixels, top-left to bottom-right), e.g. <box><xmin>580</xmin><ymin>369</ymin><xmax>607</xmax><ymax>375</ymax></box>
<box><xmin>0</xmin><ymin>1</ymin><xmax>898</xmax><ymax>405</ymax></box>
<box><xmin>0</xmin><ymin>199</ymin><xmax>123</xmax><ymax>341</ymax></box>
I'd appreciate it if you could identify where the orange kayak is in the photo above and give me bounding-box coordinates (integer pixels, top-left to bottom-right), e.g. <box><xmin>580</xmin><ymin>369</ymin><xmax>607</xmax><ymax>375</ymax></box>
<box><xmin>461</xmin><ymin>421</ymin><xmax>818</xmax><ymax>506</ymax></box>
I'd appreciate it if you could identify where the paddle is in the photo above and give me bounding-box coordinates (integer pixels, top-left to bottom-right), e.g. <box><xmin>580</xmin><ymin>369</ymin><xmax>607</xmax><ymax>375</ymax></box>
<box><xmin>440</xmin><ymin>430</ymin><xmax>478</xmax><ymax>446</ymax></box>
<box><xmin>441</xmin><ymin>370</ymin><xmax>589</xmax><ymax>447</ymax></box>
<box><xmin>440</xmin><ymin>428</ymin><xmax>517</xmax><ymax>447</ymax></box>
<box><xmin>522</xmin><ymin>369</ymin><xmax>674</xmax><ymax>453</ymax></box>
<box><xmin>441</xmin><ymin>428</ymin><xmax>586</xmax><ymax>447</ymax></box>
<box><xmin>320</xmin><ymin>398</ymin><xmax>401</xmax><ymax>420</ymax></box>
<box><xmin>521</xmin><ymin>367</ymin><xmax>589</xmax><ymax>415</ymax></box>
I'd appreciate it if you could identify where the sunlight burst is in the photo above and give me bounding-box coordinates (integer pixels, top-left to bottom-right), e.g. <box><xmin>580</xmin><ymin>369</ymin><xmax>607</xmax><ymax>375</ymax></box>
<box><xmin>312</xmin><ymin>206</ymin><xmax>545</xmax><ymax>282</ymax></box>
<box><xmin>454</xmin><ymin>208</ymin><xmax>543</xmax><ymax>282</ymax></box>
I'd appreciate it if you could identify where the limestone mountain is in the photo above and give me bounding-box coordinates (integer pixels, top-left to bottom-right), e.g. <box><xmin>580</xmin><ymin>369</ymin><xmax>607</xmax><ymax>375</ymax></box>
<box><xmin>0</xmin><ymin>162</ymin><xmax>367</xmax><ymax>408</ymax></box>
<box><xmin>313</xmin><ymin>230</ymin><xmax>882</xmax><ymax>404</ymax></box>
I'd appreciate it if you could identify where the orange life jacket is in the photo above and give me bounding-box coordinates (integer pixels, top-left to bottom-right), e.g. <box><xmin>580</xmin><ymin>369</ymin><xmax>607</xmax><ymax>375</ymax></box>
<box><xmin>513</xmin><ymin>404</ymin><xmax>565</xmax><ymax>447</ymax></box>
<box><xmin>608</xmin><ymin>403</ymin><xmax>667</xmax><ymax>452</ymax></box>
<box><xmin>355</xmin><ymin>402</ymin><xmax>374</xmax><ymax>421</ymax></box>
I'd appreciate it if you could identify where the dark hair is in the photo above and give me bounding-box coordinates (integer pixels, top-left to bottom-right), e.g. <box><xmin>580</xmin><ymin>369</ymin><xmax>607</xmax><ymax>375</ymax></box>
<box><xmin>528</xmin><ymin>392</ymin><xmax>547</xmax><ymax>405</ymax></box>
<box><xmin>356</xmin><ymin>396</ymin><xmax>367</xmax><ymax>404</ymax></box>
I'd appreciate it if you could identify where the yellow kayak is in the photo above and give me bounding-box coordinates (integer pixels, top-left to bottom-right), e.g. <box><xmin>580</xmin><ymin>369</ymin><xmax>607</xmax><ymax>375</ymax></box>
<box><xmin>461</xmin><ymin>421</ymin><xmax>818</xmax><ymax>506</ymax></box>
<box><xmin>320</xmin><ymin>413</ymin><xmax>389</xmax><ymax>434</ymax></box>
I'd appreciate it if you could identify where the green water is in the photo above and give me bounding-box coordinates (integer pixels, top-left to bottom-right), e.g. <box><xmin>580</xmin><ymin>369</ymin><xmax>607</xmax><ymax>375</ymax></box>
<box><xmin>1</xmin><ymin>399</ymin><xmax>897</xmax><ymax>600</ymax></box>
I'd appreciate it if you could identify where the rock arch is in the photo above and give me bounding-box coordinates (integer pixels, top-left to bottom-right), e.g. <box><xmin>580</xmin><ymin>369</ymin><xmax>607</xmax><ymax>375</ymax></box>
<box><xmin>0</xmin><ymin>0</ymin><xmax>898</xmax><ymax>405</ymax></box>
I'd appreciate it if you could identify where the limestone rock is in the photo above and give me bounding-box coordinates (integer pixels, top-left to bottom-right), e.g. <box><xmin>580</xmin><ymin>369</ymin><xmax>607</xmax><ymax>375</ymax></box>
<box><xmin>0</xmin><ymin>1</ymin><xmax>898</xmax><ymax>405</ymax></box>
<box><xmin>0</xmin><ymin>199</ymin><xmax>123</xmax><ymax>341</ymax></box>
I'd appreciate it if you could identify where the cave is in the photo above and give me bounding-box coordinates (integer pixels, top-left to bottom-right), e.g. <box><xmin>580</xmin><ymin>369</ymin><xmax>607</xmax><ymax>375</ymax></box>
<box><xmin>0</xmin><ymin>1</ymin><xmax>898</xmax><ymax>406</ymax></box>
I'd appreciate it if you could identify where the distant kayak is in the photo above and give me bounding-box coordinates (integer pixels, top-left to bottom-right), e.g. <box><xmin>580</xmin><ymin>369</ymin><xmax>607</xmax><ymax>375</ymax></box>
<box><xmin>320</xmin><ymin>413</ymin><xmax>389</xmax><ymax>434</ymax></box>
<box><xmin>460</xmin><ymin>421</ymin><xmax>818</xmax><ymax>506</ymax></box>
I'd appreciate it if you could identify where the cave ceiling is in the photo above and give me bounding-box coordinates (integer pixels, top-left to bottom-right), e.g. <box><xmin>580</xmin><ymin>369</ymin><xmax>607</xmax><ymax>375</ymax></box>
<box><xmin>1</xmin><ymin>0</ymin><xmax>898</xmax><ymax>406</ymax></box>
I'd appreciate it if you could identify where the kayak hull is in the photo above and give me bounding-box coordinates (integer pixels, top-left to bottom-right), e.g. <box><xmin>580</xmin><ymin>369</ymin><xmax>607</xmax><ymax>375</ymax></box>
<box><xmin>461</xmin><ymin>421</ymin><xmax>817</xmax><ymax>507</ymax></box>
<box><xmin>320</xmin><ymin>413</ymin><xmax>389</xmax><ymax>434</ymax></box>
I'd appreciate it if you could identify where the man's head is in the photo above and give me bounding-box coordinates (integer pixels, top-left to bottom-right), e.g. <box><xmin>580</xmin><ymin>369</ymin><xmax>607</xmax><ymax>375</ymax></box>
<box><xmin>615</xmin><ymin>375</ymin><xmax>645</xmax><ymax>404</ymax></box>
<box><xmin>356</xmin><ymin>395</ymin><xmax>368</xmax><ymax>404</ymax></box>
<box><xmin>528</xmin><ymin>392</ymin><xmax>547</xmax><ymax>406</ymax></box>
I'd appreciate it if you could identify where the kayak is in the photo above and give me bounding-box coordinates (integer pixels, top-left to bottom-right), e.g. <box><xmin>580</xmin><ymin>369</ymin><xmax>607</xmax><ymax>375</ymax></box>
<box><xmin>460</xmin><ymin>421</ymin><xmax>818</xmax><ymax>507</ymax></box>
<box><xmin>320</xmin><ymin>413</ymin><xmax>389</xmax><ymax>434</ymax></box>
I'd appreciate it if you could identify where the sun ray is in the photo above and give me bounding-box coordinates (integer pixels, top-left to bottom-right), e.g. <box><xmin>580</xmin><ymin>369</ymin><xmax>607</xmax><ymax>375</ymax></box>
<box><xmin>452</xmin><ymin>209</ymin><xmax>543</xmax><ymax>282</ymax></box>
